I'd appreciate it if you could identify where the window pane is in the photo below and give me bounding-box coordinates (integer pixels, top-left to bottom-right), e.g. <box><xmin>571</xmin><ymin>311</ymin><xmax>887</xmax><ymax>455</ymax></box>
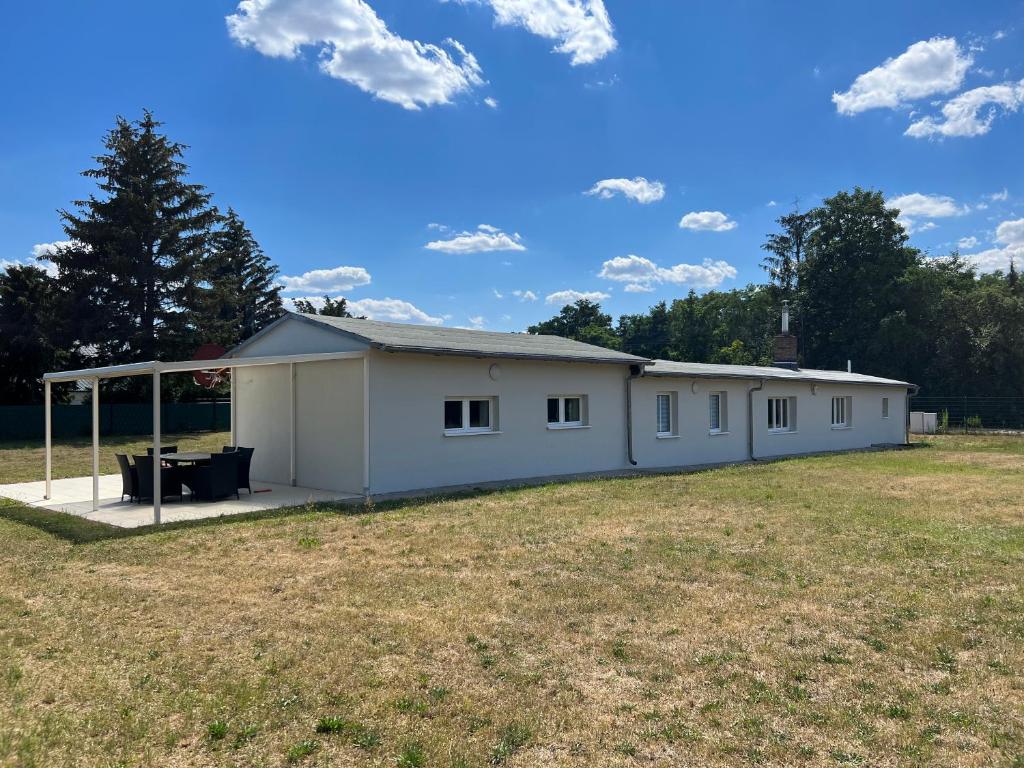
<box><xmin>882</xmin><ymin>397</ymin><xmax>889</xmax><ymax>417</ymax></box>
<box><xmin>710</xmin><ymin>394</ymin><xmax>721</xmax><ymax>431</ymax></box>
<box><xmin>469</xmin><ymin>399</ymin><xmax>490</xmax><ymax>429</ymax></box>
<box><xmin>564</xmin><ymin>397</ymin><xmax>581</xmax><ymax>423</ymax></box>
<box><xmin>657</xmin><ymin>394</ymin><xmax>671</xmax><ymax>433</ymax></box>
<box><xmin>547</xmin><ymin>398</ymin><xmax>559</xmax><ymax>423</ymax></box>
<box><xmin>444</xmin><ymin>400</ymin><xmax>463</xmax><ymax>430</ymax></box>
<box><xmin>782</xmin><ymin>398</ymin><xmax>789</xmax><ymax>428</ymax></box>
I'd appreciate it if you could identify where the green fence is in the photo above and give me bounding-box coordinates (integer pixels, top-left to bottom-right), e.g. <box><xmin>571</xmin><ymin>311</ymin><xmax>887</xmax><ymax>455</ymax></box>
<box><xmin>0</xmin><ymin>401</ymin><xmax>231</xmax><ymax>441</ymax></box>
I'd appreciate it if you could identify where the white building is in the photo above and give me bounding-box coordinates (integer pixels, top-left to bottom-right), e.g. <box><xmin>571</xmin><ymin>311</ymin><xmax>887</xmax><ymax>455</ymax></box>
<box><xmin>226</xmin><ymin>313</ymin><xmax>912</xmax><ymax>497</ymax></box>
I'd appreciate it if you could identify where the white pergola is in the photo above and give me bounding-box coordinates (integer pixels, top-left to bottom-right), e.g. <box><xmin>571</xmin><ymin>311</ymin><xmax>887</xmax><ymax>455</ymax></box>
<box><xmin>42</xmin><ymin>350</ymin><xmax>367</xmax><ymax>525</ymax></box>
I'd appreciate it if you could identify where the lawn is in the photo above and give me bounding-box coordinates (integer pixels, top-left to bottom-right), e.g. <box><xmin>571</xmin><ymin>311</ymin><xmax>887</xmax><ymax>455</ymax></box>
<box><xmin>0</xmin><ymin>435</ymin><xmax>1022</xmax><ymax>767</ymax></box>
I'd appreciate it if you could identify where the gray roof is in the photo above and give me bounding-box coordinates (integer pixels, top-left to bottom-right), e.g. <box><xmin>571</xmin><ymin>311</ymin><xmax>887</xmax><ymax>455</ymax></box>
<box><xmin>644</xmin><ymin>359</ymin><xmax>913</xmax><ymax>388</ymax></box>
<box><xmin>287</xmin><ymin>313</ymin><xmax>648</xmax><ymax>365</ymax></box>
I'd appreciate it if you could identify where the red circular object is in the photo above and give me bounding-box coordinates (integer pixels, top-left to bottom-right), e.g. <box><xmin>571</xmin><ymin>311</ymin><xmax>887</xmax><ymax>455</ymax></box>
<box><xmin>192</xmin><ymin>343</ymin><xmax>227</xmax><ymax>388</ymax></box>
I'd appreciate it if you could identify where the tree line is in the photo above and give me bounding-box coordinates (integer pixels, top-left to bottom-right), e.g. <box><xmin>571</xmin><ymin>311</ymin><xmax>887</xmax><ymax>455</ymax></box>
<box><xmin>0</xmin><ymin>113</ymin><xmax>283</xmax><ymax>403</ymax></box>
<box><xmin>529</xmin><ymin>189</ymin><xmax>1023</xmax><ymax>397</ymax></box>
<box><xmin>2</xmin><ymin>116</ymin><xmax>1021</xmax><ymax>405</ymax></box>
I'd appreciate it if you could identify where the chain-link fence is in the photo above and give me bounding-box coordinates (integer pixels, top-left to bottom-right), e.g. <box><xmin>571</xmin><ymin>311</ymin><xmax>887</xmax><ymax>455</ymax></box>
<box><xmin>0</xmin><ymin>400</ymin><xmax>230</xmax><ymax>442</ymax></box>
<box><xmin>910</xmin><ymin>395</ymin><xmax>1024</xmax><ymax>432</ymax></box>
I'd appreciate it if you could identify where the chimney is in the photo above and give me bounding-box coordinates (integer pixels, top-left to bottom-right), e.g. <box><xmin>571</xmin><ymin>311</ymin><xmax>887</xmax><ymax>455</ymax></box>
<box><xmin>773</xmin><ymin>300</ymin><xmax>799</xmax><ymax>370</ymax></box>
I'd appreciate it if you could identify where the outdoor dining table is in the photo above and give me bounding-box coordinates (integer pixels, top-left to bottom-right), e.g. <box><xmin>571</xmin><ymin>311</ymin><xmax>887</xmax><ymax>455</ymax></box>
<box><xmin>160</xmin><ymin>452</ymin><xmax>212</xmax><ymax>465</ymax></box>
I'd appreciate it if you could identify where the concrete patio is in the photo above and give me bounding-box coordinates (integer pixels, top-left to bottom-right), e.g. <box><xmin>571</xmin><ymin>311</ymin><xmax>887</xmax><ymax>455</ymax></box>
<box><xmin>0</xmin><ymin>474</ymin><xmax>361</xmax><ymax>528</ymax></box>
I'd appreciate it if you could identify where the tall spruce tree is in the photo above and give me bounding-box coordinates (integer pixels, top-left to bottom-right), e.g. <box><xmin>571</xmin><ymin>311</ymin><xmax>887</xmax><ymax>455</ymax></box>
<box><xmin>52</xmin><ymin>112</ymin><xmax>218</xmax><ymax>365</ymax></box>
<box><xmin>197</xmin><ymin>208</ymin><xmax>283</xmax><ymax>345</ymax></box>
<box><xmin>761</xmin><ymin>207</ymin><xmax>814</xmax><ymax>295</ymax></box>
<box><xmin>0</xmin><ymin>265</ymin><xmax>60</xmax><ymax>403</ymax></box>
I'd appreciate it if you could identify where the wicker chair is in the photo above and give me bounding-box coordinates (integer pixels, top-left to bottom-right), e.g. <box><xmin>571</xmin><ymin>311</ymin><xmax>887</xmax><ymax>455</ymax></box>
<box><xmin>116</xmin><ymin>453</ymin><xmax>138</xmax><ymax>503</ymax></box>
<box><xmin>133</xmin><ymin>454</ymin><xmax>183</xmax><ymax>502</ymax></box>
<box><xmin>187</xmin><ymin>452</ymin><xmax>240</xmax><ymax>501</ymax></box>
<box><xmin>222</xmin><ymin>446</ymin><xmax>255</xmax><ymax>494</ymax></box>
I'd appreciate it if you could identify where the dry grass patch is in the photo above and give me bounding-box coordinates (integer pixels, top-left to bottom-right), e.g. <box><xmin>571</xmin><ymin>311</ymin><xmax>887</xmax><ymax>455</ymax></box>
<box><xmin>1</xmin><ymin>436</ymin><xmax>1023</xmax><ymax>767</ymax></box>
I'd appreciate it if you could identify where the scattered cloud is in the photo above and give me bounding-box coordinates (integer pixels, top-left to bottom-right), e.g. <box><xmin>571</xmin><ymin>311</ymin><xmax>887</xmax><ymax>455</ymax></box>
<box><xmin>467</xmin><ymin>315</ymin><xmax>486</xmax><ymax>329</ymax></box>
<box><xmin>31</xmin><ymin>240</ymin><xmax>74</xmax><ymax>260</ymax></box>
<box><xmin>483</xmin><ymin>96</ymin><xmax>499</xmax><ymax>109</ymax></box>
<box><xmin>958</xmin><ymin>236</ymin><xmax>979</xmax><ymax>250</ymax></box>
<box><xmin>906</xmin><ymin>79</ymin><xmax>1024</xmax><ymax>138</ymax></box>
<box><xmin>278</xmin><ymin>265</ymin><xmax>372</xmax><ymax>293</ymax></box>
<box><xmin>585</xmin><ymin>177</ymin><xmax>665</xmax><ymax>204</ymax></box>
<box><xmin>599</xmin><ymin>254</ymin><xmax>737</xmax><ymax>291</ymax></box>
<box><xmin>888</xmin><ymin>192</ymin><xmax>966</xmax><ymax>218</ymax></box>
<box><xmin>512</xmin><ymin>289</ymin><xmax>537</xmax><ymax>301</ymax></box>
<box><xmin>832</xmin><ymin>37</ymin><xmax>971</xmax><ymax>115</ymax></box>
<box><xmin>679</xmin><ymin>210</ymin><xmax>737</xmax><ymax>232</ymax></box>
<box><xmin>545</xmin><ymin>289</ymin><xmax>610</xmax><ymax>305</ymax></box>
<box><xmin>226</xmin><ymin>0</ymin><xmax>483</xmax><ymax>110</ymax></box>
<box><xmin>492</xmin><ymin>288</ymin><xmax>504</xmax><ymax>299</ymax></box>
<box><xmin>767</xmin><ymin>200</ymin><xmax>778</xmax><ymax>207</ymax></box>
<box><xmin>450</xmin><ymin>0</ymin><xmax>616</xmax><ymax>65</ymax></box>
<box><xmin>990</xmin><ymin>188</ymin><xmax>1009</xmax><ymax>201</ymax></box>
<box><xmin>347</xmin><ymin>297</ymin><xmax>444</xmax><ymax>324</ymax></box>
<box><xmin>961</xmin><ymin>217</ymin><xmax>1024</xmax><ymax>272</ymax></box>
<box><xmin>427</xmin><ymin>222</ymin><xmax>450</xmax><ymax>232</ymax></box>
<box><xmin>425</xmin><ymin>224</ymin><xmax>526</xmax><ymax>253</ymax></box>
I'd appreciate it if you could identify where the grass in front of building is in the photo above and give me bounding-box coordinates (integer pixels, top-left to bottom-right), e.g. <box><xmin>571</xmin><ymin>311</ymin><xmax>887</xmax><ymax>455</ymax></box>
<box><xmin>0</xmin><ymin>435</ymin><xmax>1022</xmax><ymax>766</ymax></box>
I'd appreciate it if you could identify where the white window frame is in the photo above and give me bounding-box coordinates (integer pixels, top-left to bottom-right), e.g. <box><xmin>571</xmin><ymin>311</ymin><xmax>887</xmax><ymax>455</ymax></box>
<box><xmin>831</xmin><ymin>396</ymin><xmax>849</xmax><ymax>429</ymax></box>
<box><xmin>709</xmin><ymin>391</ymin><xmax>727</xmax><ymax>434</ymax></box>
<box><xmin>882</xmin><ymin>397</ymin><xmax>890</xmax><ymax>419</ymax></box>
<box><xmin>656</xmin><ymin>392</ymin><xmax>676</xmax><ymax>437</ymax></box>
<box><xmin>547</xmin><ymin>395</ymin><xmax>588</xmax><ymax>429</ymax></box>
<box><xmin>444</xmin><ymin>396</ymin><xmax>498</xmax><ymax>436</ymax></box>
<box><xmin>767</xmin><ymin>396</ymin><xmax>796</xmax><ymax>433</ymax></box>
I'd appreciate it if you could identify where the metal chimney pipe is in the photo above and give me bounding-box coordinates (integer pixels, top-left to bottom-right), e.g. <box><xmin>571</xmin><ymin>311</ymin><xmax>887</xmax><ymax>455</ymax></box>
<box><xmin>847</xmin><ymin>360</ymin><xmax>852</xmax><ymax>373</ymax></box>
<box><xmin>781</xmin><ymin>300</ymin><xmax>790</xmax><ymax>334</ymax></box>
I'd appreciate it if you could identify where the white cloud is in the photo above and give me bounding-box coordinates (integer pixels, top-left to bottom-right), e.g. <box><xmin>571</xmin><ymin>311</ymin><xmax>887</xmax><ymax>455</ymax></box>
<box><xmin>906</xmin><ymin>79</ymin><xmax>1024</xmax><ymax>138</ymax></box>
<box><xmin>31</xmin><ymin>240</ymin><xmax>74</xmax><ymax>260</ymax></box>
<box><xmin>545</xmin><ymin>289</ymin><xmax>610</xmax><ymax>305</ymax></box>
<box><xmin>347</xmin><ymin>297</ymin><xmax>444</xmax><ymax>324</ymax></box>
<box><xmin>278</xmin><ymin>265</ymin><xmax>371</xmax><ymax>293</ymax></box>
<box><xmin>990</xmin><ymin>188</ymin><xmax>1009</xmax><ymax>202</ymax></box>
<box><xmin>679</xmin><ymin>210</ymin><xmax>737</xmax><ymax>232</ymax></box>
<box><xmin>425</xmin><ymin>224</ymin><xmax>526</xmax><ymax>253</ymax></box>
<box><xmin>767</xmin><ymin>200</ymin><xmax>778</xmax><ymax>207</ymax></box>
<box><xmin>887</xmin><ymin>192</ymin><xmax>966</xmax><ymax>219</ymax></box>
<box><xmin>832</xmin><ymin>37</ymin><xmax>971</xmax><ymax>115</ymax></box>
<box><xmin>961</xmin><ymin>217</ymin><xmax>1024</xmax><ymax>272</ymax></box>
<box><xmin>467</xmin><ymin>315</ymin><xmax>486</xmax><ymax>329</ymax></box>
<box><xmin>599</xmin><ymin>254</ymin><xmax>737</xmax><ymax>291</ymax></box>
<box><xmin>226</xmin><ymin>0</ymin><xmax>483</xmax><ymax>110</ymax></box>
<box><xmin>512</xmin><ymin>289</ymin><xmax>537</xmax><ymax>301</ymax></box>
<box><xmin>427</xmin><ymin>222</ymin><xmax>450</xmax><ymax>232</ymax></box>
<box><xmin>492</xmin><ymin>288</ymin><xmax>504</xmax><ymax>299</ymax></box>
<box><xmin>958</xmin><ymin>236</ymin><xmax>979</xmax><ymax>250</ymax></box>
<box><xmin>483</xmin><ymin>96</ymin><xmax>499</xmax><ymax>109</ymax></box>
<box><xmin>585</xmin><ymin>177</ymin><xmax>665</xmax><ymax>204</ymax></box>
<box><xmin>452</xmin><ymin>0</ymin><xmax>616</xmax><ymax>65</ymax></box>
<box><xmin>2</xmin><ymin>240</ymin><xmax>74</xmax><ymax>276</ymax></box>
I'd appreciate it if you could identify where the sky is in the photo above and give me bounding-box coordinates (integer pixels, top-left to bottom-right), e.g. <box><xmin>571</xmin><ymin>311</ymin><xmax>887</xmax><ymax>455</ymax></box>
<box><xmin>1</xmin><ymin>0</ymin><xmax>1023</xmax><ymax>332</ymax></box>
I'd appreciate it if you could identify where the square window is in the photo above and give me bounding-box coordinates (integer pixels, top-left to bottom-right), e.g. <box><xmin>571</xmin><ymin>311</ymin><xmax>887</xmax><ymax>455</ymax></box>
<box><xmin>547</xmin><ymin>395</ymin><xmax>587</xmax><ymax>427</ymax></box>
<box><xmin>444</xmin><ymin>397</ymin><xmax>496</xmax><ymax>435</ymax></box>
<box><xmin>768</xmin><ymin>397</ymin><xmax>796</xmax><ymax>432</ymax></box>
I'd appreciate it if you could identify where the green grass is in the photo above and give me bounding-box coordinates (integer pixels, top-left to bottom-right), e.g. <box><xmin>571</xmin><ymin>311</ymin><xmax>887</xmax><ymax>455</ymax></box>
<box><xmin>0</xmin><ymin>435</ymin><xmax>1022</xmax><ymax>766</ymax></box>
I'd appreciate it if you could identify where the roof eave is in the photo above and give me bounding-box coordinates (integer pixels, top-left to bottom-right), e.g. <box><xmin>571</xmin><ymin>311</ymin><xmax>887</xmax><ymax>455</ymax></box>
<box><xmin>377</xmin><ymin>344</ymin><xmax>648</xmax><ymax>365</ymax></box>
<box><xmin>643</xmin><ymin>368</ymin><xmax>913</xmax><ymax>388</ymax></box>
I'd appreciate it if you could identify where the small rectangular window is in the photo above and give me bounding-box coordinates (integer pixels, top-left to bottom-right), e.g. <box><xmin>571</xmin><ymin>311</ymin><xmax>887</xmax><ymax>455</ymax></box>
<box><xmin>768</xmin><ymin>396</ymin><xmax>796</xmax><ymax>432</ymax></box>
<box><xmin>444</xmin><ymin>397</ymin><xmax>496</xmax><ymax>435</ymax></box>
<box><xmin>548</xmin><ymin>395</ymin><xmax>587</xmax><ymax>428</ymax></box>
<box><xmin>882</xmin><ymin>397</ymin><xmax>889</xmax><ymax>418</ymax></box>
<box><xmin>831</xmin><ymin>396</ymin><xmax>852</xmax><ymax>428</ymax></box>
<box><xmin>709</xmin><ymin>392</ymin><xmax>727</xmax><ymax>433</ymax></box>
<box><xmin>656</xmin><ymin>393</ymin><xmax>672</xmax><ymax>435</ymax></box>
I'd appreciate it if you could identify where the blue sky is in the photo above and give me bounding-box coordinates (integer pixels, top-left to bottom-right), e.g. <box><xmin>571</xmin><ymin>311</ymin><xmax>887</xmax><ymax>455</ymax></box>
<box><xmin>2</xmin><ymin>1</ymin><xmax>1023</xmax><ymax>331</ymax></box>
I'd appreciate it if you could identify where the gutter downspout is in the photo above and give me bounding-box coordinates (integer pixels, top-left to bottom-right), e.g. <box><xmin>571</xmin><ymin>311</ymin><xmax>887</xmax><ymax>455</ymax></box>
<box><xmin>906</xmin><ymin>385</ymin><xmax>920</xmax><ymax>445</ymax></box>
<box><xmin>626</xmin><ymin>364</ymin><xmax>643</xmax><ymax>466</ymax></box>
<box><xmin>747</xmin><ymin>379</ymin><xmax>765</xmax><ymax>461</ymax></box>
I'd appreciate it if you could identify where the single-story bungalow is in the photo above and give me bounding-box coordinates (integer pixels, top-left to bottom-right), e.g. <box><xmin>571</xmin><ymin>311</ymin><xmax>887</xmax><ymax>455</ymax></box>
<box><xmin>34</xmin><ymin>310</ymin><xmax>914</xmax><ymax>524</ymax></box>
<box><xmin>222</xmin><ymin>312</ymin><xmax>914</xmax><ymax>497</ymax></box>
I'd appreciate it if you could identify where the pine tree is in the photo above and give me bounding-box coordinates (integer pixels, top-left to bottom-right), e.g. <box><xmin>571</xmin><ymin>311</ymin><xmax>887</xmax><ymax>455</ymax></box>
<box><xmin>53</xmin><ymin>112</ymin><xmax>219</xmax><ymax>365</ymax></box>
<box><xmin>761</xmin><ymin>207</ymin><xmax>814</xmax><ymax>295</ymax></box>
<box><xmin>198</xmin><ymin>208</ymin><xmax>283</xmax><ymax>345</ymax></box>
<box><xmin>1009</xmin><ymin>257</ymin><xmax>1021</xmax><ymax>296</ymax></box>
<box><xmin>0</xmin><ymin>265</ymin><xmax>60</xmax><ymax>403</ymax></box>
<box><xmin>292</xmin><ymin>296</ymin><xmax>357</xmax><ymax>317</ymax></box>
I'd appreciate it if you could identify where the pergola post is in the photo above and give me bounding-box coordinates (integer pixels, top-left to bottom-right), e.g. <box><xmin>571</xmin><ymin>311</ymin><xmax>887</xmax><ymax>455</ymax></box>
<box><xmin>44</xmin><ymin>380</ymin><xmax>52</xmax><ymax>500</ymax></box>
<box><xmin>91</xmin><ymin>378</ymin><xmax>100</xmax><ymax>511</ymax></box>
<box><xmin>289</xmin><ymin>362</ymin><xmax>297</xmax><ymax>487</ymax></box>
<box><xmin>230</xmin><ymin>367</ymin><xmax>237</xmax><ymax>447</ymax></box>
<box><xmin>152</xmin><ymin>370</ymin><xmax>161</xmax><ymax>525</ymax></box>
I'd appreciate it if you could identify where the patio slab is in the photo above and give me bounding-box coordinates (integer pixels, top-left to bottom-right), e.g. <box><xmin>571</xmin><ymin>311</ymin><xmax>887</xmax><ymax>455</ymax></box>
<box><xmin>0</xmin><ymin>474</ymin><xmax>361</xmax><ymax>528</ymax></box>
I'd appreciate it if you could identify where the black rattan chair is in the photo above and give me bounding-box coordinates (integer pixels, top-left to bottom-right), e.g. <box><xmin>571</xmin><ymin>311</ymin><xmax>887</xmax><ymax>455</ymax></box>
<box><xmin>187</xmin><ymin>452</ymin><xmax>240</xmax><ymax>502</ymax></box>
<box><xmin>133</xmin><ymin>454</ymin><xmax>183</xmax><ymax>502</ymax></box>
<box><xmin>116</xmin><ymin>453</ymin><xmax>138</xmax><ymax>503</ymax></box>
<box><xmin>146</xmin><ymin>445</ymin><xmax>178</xmax><ymax>456</ymax></box>
<box><xmin>222</xmin><ymin>446</ymin><xmax>254</xmax><ymax>494</ymax></box>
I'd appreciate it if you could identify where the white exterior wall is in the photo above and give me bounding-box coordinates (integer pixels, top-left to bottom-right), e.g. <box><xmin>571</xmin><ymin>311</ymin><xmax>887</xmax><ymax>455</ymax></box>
<box><xmin>631</xmin><ymin>378</ymin><xmax>751</xmax><ymax>468</ymax></box>
<box><xmin>233</xmin><ymin>358</ymin><xmax>365</xmax><ymax>494</ymax></box>
<box><xmin>366</xmin><ymin>351</ymin><xmax>630</xmax><ymax>494</ymax></box>
<box><xmin>752</xmin><ymin>381</ymin><xmax>906</xmax><ymax>458</ymax></box>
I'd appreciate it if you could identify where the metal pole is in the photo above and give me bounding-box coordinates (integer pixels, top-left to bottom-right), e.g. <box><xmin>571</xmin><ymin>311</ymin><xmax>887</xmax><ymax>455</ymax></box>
<box><xmin>153</xmin><ymin>370</ymin><xmax>161</xmax><ymax>525</ymax></box>
<box><xmin>44</xmin><ymin>380</ymin><xmax>52</xmax><ymax>499</ymax></box>
<box><xmin>363</xmin><ymin>355</ymin><xmax>370</xmax><ymax>496</ymax></box>
<box><xmin>92</xmin><ymin>378</ymin><xmax>100</xmax><ymax>511</ymax></box>
<box><xmin>230</xmin><ymin>368</ymin><xmax>237</xmax><ymax>446</ymax></box>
